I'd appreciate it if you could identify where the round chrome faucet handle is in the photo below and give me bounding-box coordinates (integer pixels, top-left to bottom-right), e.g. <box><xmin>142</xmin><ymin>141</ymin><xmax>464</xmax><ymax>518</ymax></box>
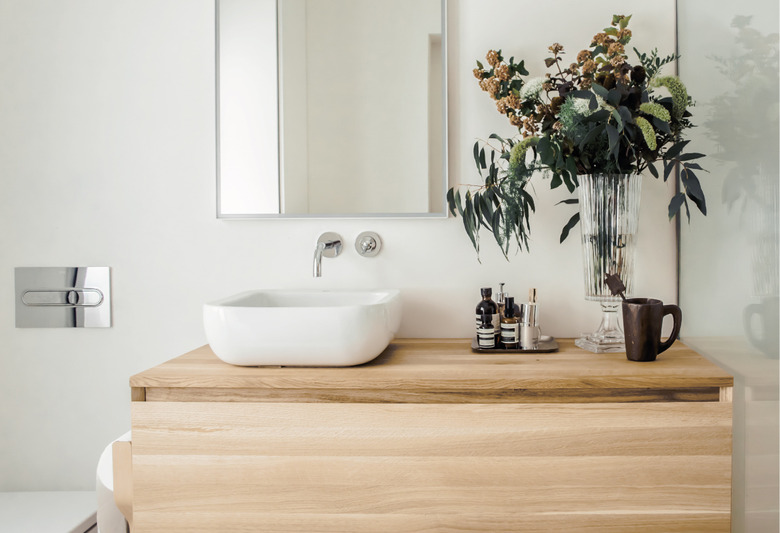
<box><xmin>316</xmin><ymin>232</ymin><xmax>343</xmax><ymax>258</ymax></box>
<box><xmin>355</xmin><ymin>231</ymin><xmax>382</xmax><ymax>257</ymax></box>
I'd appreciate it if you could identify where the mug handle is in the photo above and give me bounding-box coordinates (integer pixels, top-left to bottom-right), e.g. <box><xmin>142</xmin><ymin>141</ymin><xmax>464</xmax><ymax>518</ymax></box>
<box><xmin>658</xmin><ymin>305</ymin><xmax>683</xmax><ymax>354</ymax></box>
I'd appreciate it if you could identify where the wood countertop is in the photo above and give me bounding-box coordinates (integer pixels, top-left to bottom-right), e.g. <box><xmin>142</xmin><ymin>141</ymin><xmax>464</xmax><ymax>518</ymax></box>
<box><xmin>130</xmin><ymin>338</ymin><xmax>733</xmax><ymax>403</ymax></box>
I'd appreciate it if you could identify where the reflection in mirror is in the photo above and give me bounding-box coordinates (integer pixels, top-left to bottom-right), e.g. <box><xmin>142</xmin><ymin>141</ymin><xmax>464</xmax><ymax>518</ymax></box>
<box><xmin>217</xmin><ymin>0</ymin><xmax>447</xmax><ymax>217</ymax></box>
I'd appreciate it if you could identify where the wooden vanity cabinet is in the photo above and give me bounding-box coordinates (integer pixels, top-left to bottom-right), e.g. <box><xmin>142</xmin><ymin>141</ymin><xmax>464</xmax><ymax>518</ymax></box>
<box><xmin>127</xmin><ymin>339</ymin><xmax>733</xmax><ymax>532</ymax></box>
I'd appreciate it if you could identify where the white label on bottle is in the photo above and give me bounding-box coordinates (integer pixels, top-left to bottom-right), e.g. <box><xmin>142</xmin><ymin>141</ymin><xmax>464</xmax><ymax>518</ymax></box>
<box><xmin>501</xmin><ymin>322</ymin><xmax>519</xmax><ymax>343</ymax></box>
<box><xmin>475</xmin><ymin>314</ymin><xmax>500</xmax><ymax>334</ymax></box>
<box><xmin>477</xmin><ymin>327</ymin><xmax>495</xmax><ymax>348</ymax></box>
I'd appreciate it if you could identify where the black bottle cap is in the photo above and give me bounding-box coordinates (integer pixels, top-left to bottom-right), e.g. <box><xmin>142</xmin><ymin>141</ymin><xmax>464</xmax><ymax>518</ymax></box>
<box><xmin>504</xmin><ymin>297</ymin><xmax>515</xmax><ymax>317</ymax></box>
<box><xmin>480</xmin><ymin>287</ymin><xmax>492</xmax><ymax>297</ymax></box>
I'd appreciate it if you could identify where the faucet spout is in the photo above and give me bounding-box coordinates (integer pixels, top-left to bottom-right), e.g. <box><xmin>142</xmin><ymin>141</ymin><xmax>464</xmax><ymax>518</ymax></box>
<box><xmin>313</xmin><ymin>233</ymin><xmax>343</xmax><ymax>277</ymax></box>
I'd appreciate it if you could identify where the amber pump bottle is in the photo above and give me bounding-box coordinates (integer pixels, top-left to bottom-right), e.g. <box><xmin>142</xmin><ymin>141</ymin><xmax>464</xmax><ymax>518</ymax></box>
<box><xmin>500</xmin><ymin>296</ymin><xmax>520</xmax><ymax>348</ymax></box>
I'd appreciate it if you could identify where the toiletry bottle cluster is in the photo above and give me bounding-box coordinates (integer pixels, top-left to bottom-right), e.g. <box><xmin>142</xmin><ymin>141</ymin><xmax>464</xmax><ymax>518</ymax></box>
<box><xmin>476</xmin><ymin>284</ymin><xmax>540</xmax><ymax>350</ymax></box>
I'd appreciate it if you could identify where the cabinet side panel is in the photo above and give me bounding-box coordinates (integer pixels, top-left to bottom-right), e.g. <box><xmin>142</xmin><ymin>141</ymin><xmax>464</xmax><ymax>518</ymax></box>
<box><xmin>132</xmin><ymin>402</ymin><xmax>732</xmax><ymax>532</ymax></box>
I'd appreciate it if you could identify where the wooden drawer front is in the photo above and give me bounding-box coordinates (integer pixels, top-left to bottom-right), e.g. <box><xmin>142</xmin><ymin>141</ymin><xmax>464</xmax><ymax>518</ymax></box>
<box><xmin>132</xmin><ymin>402</ymin><xmax>731</xmax><ymax>532</ymax></box>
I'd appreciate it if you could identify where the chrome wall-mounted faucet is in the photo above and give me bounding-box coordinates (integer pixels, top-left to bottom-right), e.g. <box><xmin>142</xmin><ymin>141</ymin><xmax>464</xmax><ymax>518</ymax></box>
<box><xmin>313</xmin><ymin>232</ymin><xmax>343</xmax><ymax>277</ymax></box>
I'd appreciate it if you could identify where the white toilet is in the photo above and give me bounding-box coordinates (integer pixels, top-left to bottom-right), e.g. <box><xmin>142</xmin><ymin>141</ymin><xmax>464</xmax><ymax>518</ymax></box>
<box><xmin>96</xmin><ymin>432</ymin><xmax>131</xmax><ymax>533</ymax></box>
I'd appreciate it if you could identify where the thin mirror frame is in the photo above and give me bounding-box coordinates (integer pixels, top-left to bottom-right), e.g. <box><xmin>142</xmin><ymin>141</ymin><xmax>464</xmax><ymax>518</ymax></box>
<box><xmin>216</xmin><ymin>0</ymin><xmax>449</xmax><ymax>219</ymax></box>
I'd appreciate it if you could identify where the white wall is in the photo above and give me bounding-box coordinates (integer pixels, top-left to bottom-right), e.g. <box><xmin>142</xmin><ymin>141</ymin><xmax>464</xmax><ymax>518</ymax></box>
<box><xmin>0</xmin><ymin>0</ymin><xmax>677</xmax><ymax>490</ymax></box>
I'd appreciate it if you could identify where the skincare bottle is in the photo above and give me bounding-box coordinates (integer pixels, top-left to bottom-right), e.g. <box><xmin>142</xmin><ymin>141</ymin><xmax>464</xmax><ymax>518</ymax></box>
<box><xmin>476</xmin><ymin>312</ymin><xmax>496</xmax><ymax>349</ymax></box>
<box><xmin>520</xmin><ymin>288</ymin><xmax>540</xmax><ymax>349</ymax></box>
<box><xmin>475</xmin><ymin>288</ymin><xmax>499</xmax><ymax>339</ymax></box>
<box><xmin>500</xmin><ymin>296</ymin><xmax>520</xmax><ymax>348</ymax></box>
<box><xmin>496</xmin><ymin>282</ymin><xmax>506</xmax><ymax>318</ymax></box>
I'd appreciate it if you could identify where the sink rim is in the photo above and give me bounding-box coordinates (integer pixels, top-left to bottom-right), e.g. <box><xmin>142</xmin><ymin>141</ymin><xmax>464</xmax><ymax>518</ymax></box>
<box><xmin>205</xmin><ymin>288</ymin><xmax>401</xmax><ymax>310</ymax></box>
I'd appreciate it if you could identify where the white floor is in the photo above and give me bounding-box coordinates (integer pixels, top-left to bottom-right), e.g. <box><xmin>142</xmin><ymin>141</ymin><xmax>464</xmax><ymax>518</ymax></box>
<box><xmin>0</xmin><ymin>491</ymin><xmax>96</xmax><ymax>533</ymax></box>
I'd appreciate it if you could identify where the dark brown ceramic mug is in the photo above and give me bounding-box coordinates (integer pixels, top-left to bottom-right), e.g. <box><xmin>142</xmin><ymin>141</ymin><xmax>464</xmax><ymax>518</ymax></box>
<box><xmin>622</xmin><ymin>298</ymin><xmax>682</xmax><ymax>362</ymax></box>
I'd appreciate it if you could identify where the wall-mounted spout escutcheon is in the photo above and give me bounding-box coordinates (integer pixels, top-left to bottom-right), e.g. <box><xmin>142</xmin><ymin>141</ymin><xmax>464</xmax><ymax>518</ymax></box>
<box><xmin>313</xmin><ymin>232</ymin><xmax>343</xmax><ymax>277</ymax></box>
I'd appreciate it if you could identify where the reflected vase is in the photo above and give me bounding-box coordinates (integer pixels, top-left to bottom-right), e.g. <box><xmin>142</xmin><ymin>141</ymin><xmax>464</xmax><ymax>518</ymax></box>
<box><xmin>575</xmin><ymin>174</ymin><xmax>642</xmax><ymax>353</ymax></box>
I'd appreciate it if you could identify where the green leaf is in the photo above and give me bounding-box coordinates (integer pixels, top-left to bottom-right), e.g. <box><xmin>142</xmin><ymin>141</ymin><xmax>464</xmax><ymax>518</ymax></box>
<box><xmin>472</xmin><ymin>142</ymin><xmax>482</xmax><ymax>172</ymax></box>
<box><xmin>607</xmin><ymin>88</ymin><xmax>622</xmax><ymax>107</ymax></box>
<box><xmin>455</xmin><ymin>188</ymin><xmax>465</xmax><ymax>216</ymax></box>
<box><xmin>591</xmin><ymin>83</ymin><xmax>609</xmax><ymax>100</ymax></box>
<box><xmin>446</xmin><ymin>187</ymin><xmax>457</xmax><ymax>216</ymax></box>
<box><xmin>652</xmin><ymin>116</ymin><xmax>671</xmax><ymax>135</ymax></box>
<box><xmin>676</xmin><ymin>152</ymin><xmax>706</xmax><ymax>161</ymax></box>
<box><xmin>565</xmin><ymin>157</ymin><xmax>579</xmax><ymax>192</ymax></box>
<box><xmin>463</xmin><ymin>195</ymin><xmax>478</xmax><ymax>252</ymax></box>
<box><xmin>538</xmin><ymin>136</ymin><xmax>553</xmax><ymax>164</ymax></box>
<box><xmin>589</xmin><ymin>94</ymin><xmax>599</xmax><ymax>111</ymax></box>
<box><xmin>618</xmin><ymin>106</ymin><xmax>633</xmax><ymax>127</ymax></box>
<box><xmin>544</xmin><ymin>57</ymin><xmax>558</xmax><ymax>68</ymax></box>
<box><xmin>516</xmin><ymin>60</ymin><xmax>529</xmax><ymax>76</ymax></box>
<box><xmin>584</xmin><ymin>109</ymin><xmax>610</xmax><ymax>123</ymax></box>
<box><xmin>476</xmin><ymin>60</ymin><xmax>484</xmax><ymax>69</ymax></box>
<box><xmin>668</xmin><ymin>192</ymin><xmax>686</xmax><ymax>220</ymax></box>
<box><xmin>560</xmin><ymin>213</ymin><xmax>581</xmax><ymax>243</ymax></box>
<box><xmin>610</xmin><ymin>108</ymin><xmax>623</xmax><ymax>132</ymax></box>
<box><xmin>647</xmin><ymin>161</ymin><xmax>659</xmax><ymax>179</ymax></box>
<box><xmin>570</xmin><ymin>90</ymin><xmax>592</xmax><ymax>100</ymax></box>
<box><xmin>556</xmin><ymin>198</ymin><xmax>579</xmax><ymax>205</ymax></box>
<box><xmin>479</xmin><ymin>147</ymin><xmax>487</xmax><ymax>168</ymax></box>
<box><xmin>604</xmin><ymin>27</ymin><xmax>618</xmax><ymax>36</ymax></box>
<box><xmin>488</xmin><ymin>133</ymin><xmax>506</xmax><ymax>143</ymax></box>
<box><xmin>663</xmin><ymin>159</ymin><xmax>676</xmax><ymax>182</ymax></box>
<box><xmin>681</xmin><ymin>167</ymin><xmax>707</xmax><ymax>215</ymax></box>
<box><xmin>551</xmin><ymin>174</ymin><xmax>563</xmax><ymax>189</ymax></box>
<box><xmin>606</xmin><ymin>123</ymin><xmax>619</xmax><ymax>152</ymax></box>
<box><xmin>664</xmin><ymin>140</ymin><xmax>690</xmax><ymax>160</ymax></box>
<box><xmin>620</xmin><ymin>15</ymin><xmax>632</xmax><ymax>29</ymax></box>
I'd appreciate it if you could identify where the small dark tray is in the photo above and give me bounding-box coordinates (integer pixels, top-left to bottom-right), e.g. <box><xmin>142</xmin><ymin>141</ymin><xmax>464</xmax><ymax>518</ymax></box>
<box><xmin>471</xmin><ymin>337</ymin><xmax>559</xmax><ymax>353</ymax></box>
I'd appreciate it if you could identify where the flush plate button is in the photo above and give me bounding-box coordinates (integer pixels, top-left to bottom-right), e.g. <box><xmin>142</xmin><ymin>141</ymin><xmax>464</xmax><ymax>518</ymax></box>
<box><xmin>15</xmin><ymin>267</ymin><xmax>111</xmax><ymax>328</ymax></box>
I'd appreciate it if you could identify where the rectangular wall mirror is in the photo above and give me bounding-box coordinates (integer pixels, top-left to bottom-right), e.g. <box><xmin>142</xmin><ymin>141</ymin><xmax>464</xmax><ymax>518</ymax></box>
<box><xmin>216</xmin><ymin>0</ymin><xmax>448</xmax><ymax>218</ymax></box>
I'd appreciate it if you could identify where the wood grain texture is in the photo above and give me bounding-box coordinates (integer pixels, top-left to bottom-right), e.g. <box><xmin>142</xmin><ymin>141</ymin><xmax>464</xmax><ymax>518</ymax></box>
<box><xmin>132</xmin><ymin>401</ymin><xmax>732</xmax><ymax>532</ymax></box>
<box><xmin>130</xmin><ymin>338</ymin><xmax>733</xmax><ymax>404</ymax></box>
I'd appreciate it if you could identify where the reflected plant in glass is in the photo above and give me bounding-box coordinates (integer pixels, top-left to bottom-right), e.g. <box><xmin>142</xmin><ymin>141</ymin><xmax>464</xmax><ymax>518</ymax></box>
<box><xmin>448</xmin><ymin>15</ymin><xmax>708</xmax><ymax>351</ymax></box>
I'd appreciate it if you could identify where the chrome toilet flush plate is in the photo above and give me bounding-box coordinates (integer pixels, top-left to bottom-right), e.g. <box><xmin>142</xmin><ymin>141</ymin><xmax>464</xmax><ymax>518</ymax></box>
<box><xmin>15</xmin><ymin>267</ymin><xmax>111</xmax><ymax>328</ymax></box>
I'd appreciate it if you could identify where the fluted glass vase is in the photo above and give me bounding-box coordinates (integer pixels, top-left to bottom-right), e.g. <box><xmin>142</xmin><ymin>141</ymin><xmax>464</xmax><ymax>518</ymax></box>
<box><xmin>575</xmin><ymin>174</ymin><xmax>642</xmax><ymax>353</ymax></box>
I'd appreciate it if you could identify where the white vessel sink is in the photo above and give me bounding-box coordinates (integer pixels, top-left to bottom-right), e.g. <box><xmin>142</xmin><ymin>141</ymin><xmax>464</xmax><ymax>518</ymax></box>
<box><xmin>203</xmin><ymin>289</ymin><xmax>401</xmax><ymax>366</ymax></box>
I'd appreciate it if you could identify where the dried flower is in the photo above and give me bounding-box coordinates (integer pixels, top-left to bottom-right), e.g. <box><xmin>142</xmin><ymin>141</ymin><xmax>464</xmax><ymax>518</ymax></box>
<box><xmin>495</xmin><ymin>63</ymin><xmax>511</xmax><ymax>81</ymax></box>
<box><xmin>509</xmin><ymin>114</ymin><xmax>523</xmax><ymax>126</ymax></box>
<box><xmin>580</xmin><ymin>77</ymin><xmax>592</xmax><ymax>89</ymax></box>
<box><xmin>631</xmin><ymin>65</ymin><xmax>646</xmax><ymax>84</ymax></box>
<box><xmin>541</xmin><ymin>81</ymin><xmax>553</xmax><ymax>91</ymax></box>
<box><xmin>486</xmin><ymin>50</ymin><xmax>500</xmax><ymax>68</ymax></box>
<box><xmin>506</xmin><ymin>92</ymin><xmax>521</xmax><ymax>108</ymax></box>
<box><xmin>610</xmin><ymin>55</ymin><xmax>626</xmax><ymax>68</ymax></box>
<box><xmin>577</xmin><ymin>50</ymin><xmax>591</xmax><ymax>63</ymax></box>
<box><xmin>548</xmin><ymin>42</ymin><xmax>564</xmax><ymax>54</ymax></box>
<box><xmin>582</xmin><ymin>59</ymin><xmax>597</xmax><ymax>74</ymax></box>
<box><xmin>608</xmin><ymin>42</ymin><xmax>625</xmax><ymax>56</ymax></box>
<box><xmin>496</xmin><ymin>98</ymin><xmax>509</xmax><ymax>114</ymax></box>
<box><xmin>473</xmin><ymin>68</ymin><xmax>486</xmax><ymax>79</ymax></box>
<box><xmin>569</xmin><ymin>63</ymin><xmax>580</xmax><ymax>73</ymax></box>
<box><xmin>618</xmin><ymin>28</ymin><xmax>632</xmax><ymax>40</ymax></box>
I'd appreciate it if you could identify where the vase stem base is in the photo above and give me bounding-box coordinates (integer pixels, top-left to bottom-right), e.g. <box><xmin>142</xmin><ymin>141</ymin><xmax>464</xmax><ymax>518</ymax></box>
<box><xmin>575</xmin><ymin>303</ymin><xmax>626</xmax><ymax>353</ymax></box>
<box><xmin>575</xmin><ymin>336</ymin><xmax>625</xmax><ymax>353</ymax></box>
